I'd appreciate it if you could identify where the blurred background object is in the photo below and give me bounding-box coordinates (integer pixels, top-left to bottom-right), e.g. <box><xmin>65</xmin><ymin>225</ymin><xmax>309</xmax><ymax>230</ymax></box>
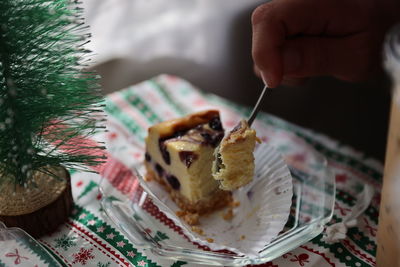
<box><xmin>82</xmin><ymin>0</ymin><xmax>391</xmax><ymax>161</ymax></box>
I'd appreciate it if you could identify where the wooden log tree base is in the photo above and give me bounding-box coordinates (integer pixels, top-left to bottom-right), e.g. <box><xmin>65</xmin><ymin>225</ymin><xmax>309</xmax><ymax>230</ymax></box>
<box><xmin>0</xmin><ymin>166</ymin><xmax>73</xmax><ymax>237</ymax></box>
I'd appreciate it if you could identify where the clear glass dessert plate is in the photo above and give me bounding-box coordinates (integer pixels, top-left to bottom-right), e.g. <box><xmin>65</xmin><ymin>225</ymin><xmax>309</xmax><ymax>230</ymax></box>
<box><xmin>99</xmin><ymin>132</ymin><xmax>336</xmax><ymax>266</ymax></box>
<box><xmin>0</xmin><ymin>222</ymin><xmax>62</xmax><ymax>266</ymax></box>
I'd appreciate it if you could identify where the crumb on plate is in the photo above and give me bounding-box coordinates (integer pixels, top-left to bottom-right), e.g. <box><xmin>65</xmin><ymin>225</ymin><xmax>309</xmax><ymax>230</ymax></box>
<box><xmin>222</xmin><ymin>208</ymin><xmax>234</xmax><ymax>221</ymax></box>
<box><xmin>176</xmin><ymin>210</ymin><xmax>200</xmax><ymax>225</ymax></box>
<box><xmin>144</xmin><ymin>173</ymin><xmax>153</xmax><ymax>182</ymax></box>
<box><xmin>229</xmin><ymin>200</ymin><xmax>240</xmax><ymax>208</ymax></box>
<box><xmin>191</xmin><ymin>226</ymin><xmax>204</xmax><ymax>235</ymax></box>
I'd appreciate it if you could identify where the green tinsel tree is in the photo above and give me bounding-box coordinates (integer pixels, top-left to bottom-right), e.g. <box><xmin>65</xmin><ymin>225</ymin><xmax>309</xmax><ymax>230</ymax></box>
<box><xmin>0</xmin><ymin>0</ymin><xmax>106</xmax><ymax>187</ymax></box>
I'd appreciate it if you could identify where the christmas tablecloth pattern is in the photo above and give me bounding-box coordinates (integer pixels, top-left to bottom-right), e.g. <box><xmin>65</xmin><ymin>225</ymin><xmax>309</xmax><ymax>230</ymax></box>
<box><xmin>1</xmin><ymin>74</ymin><xmax>383</xmax><ymax>266</ymax></box>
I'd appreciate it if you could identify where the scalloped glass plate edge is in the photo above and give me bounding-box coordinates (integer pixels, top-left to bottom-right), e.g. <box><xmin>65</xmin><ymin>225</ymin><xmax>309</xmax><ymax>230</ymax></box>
<box><xmin>100</xmin><ymin>164</ymin><xmax>335</xmax><ymax>266</ymax></box>
<box><xmin>0</xmin><ymin>222</ymin><xmax>63</xmax><ymax>266</ymax></box>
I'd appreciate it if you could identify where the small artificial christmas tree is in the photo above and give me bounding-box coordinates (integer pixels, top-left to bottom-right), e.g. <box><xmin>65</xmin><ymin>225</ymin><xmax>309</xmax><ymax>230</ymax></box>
<box><xmin>0</xmin><ymin>0</ymin><xmax>105</xmax><ymax>236</ymax></box>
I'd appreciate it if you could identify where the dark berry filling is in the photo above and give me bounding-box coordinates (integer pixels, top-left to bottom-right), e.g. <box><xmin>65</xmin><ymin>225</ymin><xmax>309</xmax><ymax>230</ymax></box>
<box><xmin>179</xmin><ymin>151</ymin><xmax>198</xmax><ymax>168</ymax></box>
<box><xmin>158</xmin><ymin>130</ymin><xmax>186</xmax><ymax>165</ymax></box>
<box><xmin>195</xmin><ymin>124</ymin><xmax>203</xmax><ymax>131</ymax></box>
<box><xmin>145</xmin><ymin>152</ymin><xmax>151</xmax><ymax>162</ymax></box>
<box><xmin>151</xmin><ymin>162</ymin><xmax>180</xmax><ymax>190</ymax></box>
<box><xmin>209</xmin><ymin>116</ymin><xmax>223</xmax><ymax>131</ymax></box>
<box><xmin>200</xmin><ymin>132</ymin><xmax>224</xmax><ymax>147</ymax></box>
<box><xmin>155</xmin><ymin>163</ymin><xmax>164</xmax><ymax>177</ymax></box>
<box><xmin>171</xmin><ymin>130</ymin><xmax>186</xmax><ymax>138</ymax></box>
<box><xmin>200</xmin><ymin>132</ymin><xmax>211</xmax><ymax>143</ymax></box>
<box><xmin>166</xmin><ymin>174</ymin><xmax>180</xmax><ymax>190</ymax></box>
<box><xmin>158</xmin><ymin>140</ymin><xmax>171</xmax><ymax>165</ymax></box>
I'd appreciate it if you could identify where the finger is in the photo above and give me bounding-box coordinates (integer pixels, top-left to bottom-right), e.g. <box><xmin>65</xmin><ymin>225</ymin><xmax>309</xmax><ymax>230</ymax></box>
<box><xmin>281</xmin><ymin>77</ymin><xmax>309</xmax><ymax>87</ymax></box>
<box><xmin>251</xmin><ymin>2</ymin><xmax>285</xmax><ymax>88</ymax></box>
<box><xmin>253</xmin><ymin>64</ymin><xmax>261</xmax><ymax>78</ymax></box>
<box><xmin>253</xmin><ymin>64</ymin><xmax>269</xmax><ymax>85</ymax></box>
<box><xmin>254</xmin><ymin>63</ymin><xmax>307</xmax><ymax>87</ymax></box>
<box><xmin>282</xmin><ymin>33</ymin><xmax>378</xmax><ymax>81</ymax></box>
<box><xmin>251</xmin><ymin>0</ymin><xmax>364</xmax><ymax>87</ymax></box>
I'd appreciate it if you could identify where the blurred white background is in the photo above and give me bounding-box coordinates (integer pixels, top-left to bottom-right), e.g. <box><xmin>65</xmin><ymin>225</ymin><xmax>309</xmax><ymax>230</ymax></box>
<box><xmin>82</xmin><ymin>0</ymin><xmax>264</xmax><ymax>99</ymax></box>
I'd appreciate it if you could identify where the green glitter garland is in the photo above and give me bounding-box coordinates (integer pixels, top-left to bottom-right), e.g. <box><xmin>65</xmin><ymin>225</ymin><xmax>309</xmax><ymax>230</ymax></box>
<box><xmin>0</xmin><ymin>0</ymin><xmax>105</xmax><ymax>186</ymax></box>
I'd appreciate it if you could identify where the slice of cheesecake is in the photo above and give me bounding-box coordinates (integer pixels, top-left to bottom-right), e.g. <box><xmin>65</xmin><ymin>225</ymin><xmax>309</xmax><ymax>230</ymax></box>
<box><xmin>144</xmin><ymin>110</ymin><xmax>232</xmax><ymax>219</ymax></box>
<box><xmin>212</xmin><ymin>120</ymin><xmax>259</xmax><ymax>190</ymax></box>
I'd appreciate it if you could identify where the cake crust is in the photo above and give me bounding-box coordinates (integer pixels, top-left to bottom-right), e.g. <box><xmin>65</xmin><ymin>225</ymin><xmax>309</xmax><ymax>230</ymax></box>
<box><xmin>145</xmin><ymin>163</ymin><xmax>232</xmax><ymax>219</ymax></box>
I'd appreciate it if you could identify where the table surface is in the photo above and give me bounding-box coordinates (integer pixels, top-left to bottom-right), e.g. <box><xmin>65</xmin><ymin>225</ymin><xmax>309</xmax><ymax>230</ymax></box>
<box><xmin>0</xmin><ymin>75</ymin><xmax>382</xmax><ymax>267</ymax></box>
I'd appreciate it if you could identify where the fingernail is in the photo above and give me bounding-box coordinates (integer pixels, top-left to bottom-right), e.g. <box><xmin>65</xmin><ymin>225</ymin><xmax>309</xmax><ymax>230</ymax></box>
<box><xmin>260</xmin><ymin>72</ymin><xmax>269</xmax><ymax>87</ymax></box>
<box><xmin>283</xmin><ymin>47</ymin><xmax>301</xmax><ymax>73</ymax></box>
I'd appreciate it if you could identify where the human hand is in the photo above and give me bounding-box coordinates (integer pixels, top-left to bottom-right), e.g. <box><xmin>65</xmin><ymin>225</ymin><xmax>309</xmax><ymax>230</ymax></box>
<box><xmin>251</xmin><ymin>0</ymin><xmax>400</xmax><ymax>87</ymax></box>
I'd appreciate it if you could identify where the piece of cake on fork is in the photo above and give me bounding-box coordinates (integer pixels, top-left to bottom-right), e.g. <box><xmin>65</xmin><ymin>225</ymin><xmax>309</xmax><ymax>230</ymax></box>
<box><xmin>212</xmin><ymin>119</ymin><xmax>260</xmax><ymax>190</ymax></box>
<box><xmin>144</xmin><ymin>110</ymin><xmax>232</xmax><ymax>223</ymax></box>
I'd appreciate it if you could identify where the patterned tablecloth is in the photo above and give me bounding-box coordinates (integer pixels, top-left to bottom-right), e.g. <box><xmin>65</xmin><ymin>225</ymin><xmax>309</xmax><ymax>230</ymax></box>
<box><xmin>0</xmin><ymin>75</ymin><xmax>383</xmax><ymax>267</ymax></box>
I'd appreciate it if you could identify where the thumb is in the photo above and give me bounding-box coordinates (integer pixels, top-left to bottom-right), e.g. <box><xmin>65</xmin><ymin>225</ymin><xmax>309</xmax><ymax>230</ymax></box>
<box><xmin>282</xmin><ymin>34</ymin><xmax>375</xmax><ymax>81</ymax></box>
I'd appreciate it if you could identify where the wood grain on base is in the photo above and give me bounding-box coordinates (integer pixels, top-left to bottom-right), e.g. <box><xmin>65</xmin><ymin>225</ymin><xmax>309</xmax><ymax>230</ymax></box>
<box><xmin>0</xmin><ymin>166</ymin><xmax>73</xmax><ymax>237</ymax></box>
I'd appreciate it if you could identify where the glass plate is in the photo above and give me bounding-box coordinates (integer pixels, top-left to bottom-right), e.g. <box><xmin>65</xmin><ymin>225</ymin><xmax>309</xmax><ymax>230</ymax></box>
<box><xmin>0</xmin><ymin>222</ymin><xmax>62</xmax><ymax>267</ymax></box>
<box><xmin>99</xmin><ymin>132</ymin><xmax>336</xmax><ymax>266</ymax></box>
<box><xmin>138</xmin><ymin>143</ymin><xmax>293</xmax><ymax>256</ymax></box>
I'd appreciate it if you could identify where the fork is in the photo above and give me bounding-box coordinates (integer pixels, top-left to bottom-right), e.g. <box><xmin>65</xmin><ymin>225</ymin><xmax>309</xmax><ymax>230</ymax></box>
<box><xmin>247</xmin><ymin>84</ymin><xmax>269</xmax><ymax>126</ymax></box>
